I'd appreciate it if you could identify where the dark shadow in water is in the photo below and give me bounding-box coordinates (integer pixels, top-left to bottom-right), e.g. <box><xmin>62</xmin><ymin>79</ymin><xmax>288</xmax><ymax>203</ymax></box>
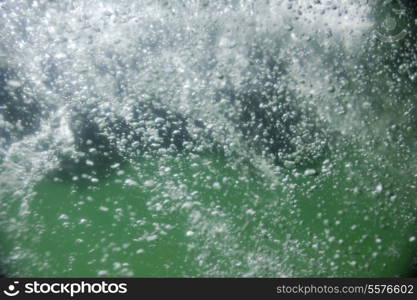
<box><xmin>0</xmin><ymin>66</ymin><xmax>43</xmax><ymax>150</ymax></box>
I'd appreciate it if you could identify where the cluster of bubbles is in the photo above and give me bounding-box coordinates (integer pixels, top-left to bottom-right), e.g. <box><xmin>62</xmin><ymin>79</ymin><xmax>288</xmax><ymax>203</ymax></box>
<box><xmin>0</xmin><ymin>0</ymin><xmax>416</xmax><ymax>276</ymax></box>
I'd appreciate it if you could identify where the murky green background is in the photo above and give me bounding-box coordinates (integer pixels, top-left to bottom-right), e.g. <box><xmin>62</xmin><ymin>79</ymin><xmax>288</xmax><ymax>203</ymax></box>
<box><xmin>0</xmin><ymin>0</ymin><xmax>416</xmax><ymax>278</ymax></box>
<box><xmin>1</xmin><ymin>136</ymin><xmax>416</xmax><ymax>277</ymax></box>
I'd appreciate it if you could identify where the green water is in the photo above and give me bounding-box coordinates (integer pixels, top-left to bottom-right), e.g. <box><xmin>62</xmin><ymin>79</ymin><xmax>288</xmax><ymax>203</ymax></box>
<box><xmin>0</xmin><ymin>0</ymin><xmax>416</xmax><ymax>279</ymax></box>
<box><xmin>1</xmin><ymin>137</ymin><xmax>416</xmax><ymax>277</ymax></box>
